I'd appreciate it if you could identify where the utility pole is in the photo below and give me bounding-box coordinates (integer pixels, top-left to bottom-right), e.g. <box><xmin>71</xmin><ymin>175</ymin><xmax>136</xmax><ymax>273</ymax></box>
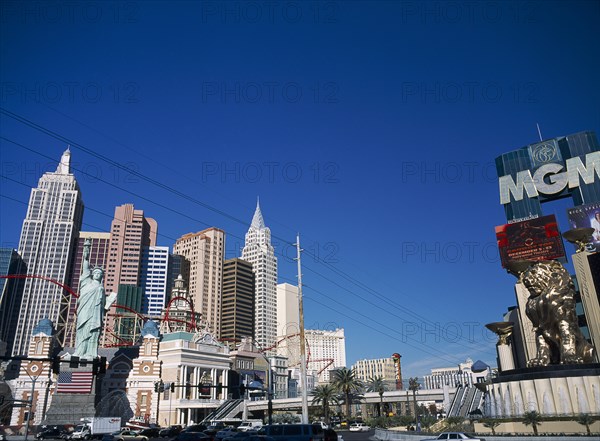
<box><xmin>295</xmin><ymin>234</ymin><xmax>309</xmax><ymax>424</ymax></box>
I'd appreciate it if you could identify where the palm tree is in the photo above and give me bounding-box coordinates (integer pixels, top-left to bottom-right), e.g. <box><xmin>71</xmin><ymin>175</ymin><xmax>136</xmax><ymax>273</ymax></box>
<box><xmin>522</xmin><ymin>410</ymin><xmax>542</xmax><ymax>435</ymax></box>
<box><xmin>332</xmin><ymin>367</ymin><xmax>363</xmax><ymax>420</ymax></box>
<box><xmin>310</xmin><ymin>384</ymin><xmax>339</xmax><ymax>424</ymax></box>
<box><xmin>408</xmin><ymin>377</ymin><xmax>420</xmax><ymax>420</ymax></box>
<box><xmin>576</xmin><ymin>413</ymin><xmax>597</xmax><ymax>436</ymax></box>
<box><xmin>366</xmin><ymin>376</ymin><xmax>387</xmax><ymax>417</ymax></box>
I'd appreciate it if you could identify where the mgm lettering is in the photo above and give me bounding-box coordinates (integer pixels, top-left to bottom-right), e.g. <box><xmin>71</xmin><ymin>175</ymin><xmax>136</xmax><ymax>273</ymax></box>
<box><xmin>499</xmin><ymin>152</ymin><xmax>600</xmax><ymax>205</ymax></box>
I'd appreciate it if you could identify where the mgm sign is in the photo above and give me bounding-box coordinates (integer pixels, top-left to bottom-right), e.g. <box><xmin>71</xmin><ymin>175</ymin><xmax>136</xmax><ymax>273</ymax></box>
<box><xmin>496</xmin><ymin>131</ymin><xmax>600</xmax><ymax>222</ymax></box>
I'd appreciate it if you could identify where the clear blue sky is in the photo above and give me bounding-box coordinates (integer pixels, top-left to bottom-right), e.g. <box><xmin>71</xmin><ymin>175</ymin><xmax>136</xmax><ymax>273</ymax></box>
<box><xmin>1</xmin><ymin>1</ymin><xmax>599</xmax><ymax>380</ymax></box>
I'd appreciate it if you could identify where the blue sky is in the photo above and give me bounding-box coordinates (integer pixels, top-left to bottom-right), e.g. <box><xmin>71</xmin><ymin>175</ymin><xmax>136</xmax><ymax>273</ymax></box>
<box><xmin>1</xmin><ymin>1</ymin><xmax>599</xmax><ymax>379</ymax></box>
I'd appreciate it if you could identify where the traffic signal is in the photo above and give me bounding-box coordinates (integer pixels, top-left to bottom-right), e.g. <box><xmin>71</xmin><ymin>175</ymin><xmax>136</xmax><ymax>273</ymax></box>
<box><xmin>216</xmin><ymin>383</ymin><xmax>223</xmax><ymax>395</ymax></box>
<box><xmin>52</xmin><ymin>358</ymin><xmax>61</xmax><ymax>374</ymax></box>
<box><xmin>170</xmin><ymin>383</ymin><xmax>175</xmax><ymax>392</ymax></box>
<box><xmin>239</xmin><ymin>384</ymin><xmax>246</xmax><ymax>396</ymax></box>
<box><xmin>154</xmin><ymin>383</ymin><xmax>160</xmax><ymax>393</ymax></box>
<box><xmin>198</xmin><ymin>383</ymin><xmax>210</xmax><ymax>397</ymax></box>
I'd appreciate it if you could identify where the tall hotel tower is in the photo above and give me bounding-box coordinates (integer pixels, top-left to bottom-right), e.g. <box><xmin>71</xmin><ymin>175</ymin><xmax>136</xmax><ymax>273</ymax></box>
<box><xmin>105</xmin><ymin>204</ymin><xmax>157</xmax><ymax>293</ymax></box>
<box><xmin>13</xmin><ymin>148</ymin><xmax>84</xmax><ymax>355</ymax></box>
<box><xmin>173</xmin><ymin>228</ymin><xmax>225</xmax><ymax>337</ymax></box>
<box><xmin>242</xmin><ymin>200</ymin><xmax>278</xmax><ymax>351</ymax></box>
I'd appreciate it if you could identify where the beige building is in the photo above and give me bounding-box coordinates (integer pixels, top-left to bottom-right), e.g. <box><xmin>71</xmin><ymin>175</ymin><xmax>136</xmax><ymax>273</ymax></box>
<box><xmin>173</xmin><ymin>228</ymin><xmax>225</xmax><ymax>339</ymax></box>
<box><xmin>305</xmin><ymin>329</ymin><xmax>346</xmax><ymax>383</ymax></box>
<box><xmin>353</xmin><ymin>356</ymin><xmax>397</xmax><ymax>387</ymax></box>
<box><xmin>105</xmin><ymin>204</ymin><xmax>157</xmax><ymax>294</ymax></box>
<box><xmin>276</xmin><ymin>283</ymin><xmax>299</xmax><ymax>338</ymax></box>
<box><xmin>155</xmin><ymin>328</ymin><xmax>231</xmax><ymax>426</ymax></box>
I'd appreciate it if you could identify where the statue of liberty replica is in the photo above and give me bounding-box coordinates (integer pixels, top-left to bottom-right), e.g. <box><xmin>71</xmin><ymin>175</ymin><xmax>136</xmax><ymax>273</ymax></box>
<box><xmin>72</xmin><ymin>238</ymin><xmax>117</xmax><ymax>360</ymax></box>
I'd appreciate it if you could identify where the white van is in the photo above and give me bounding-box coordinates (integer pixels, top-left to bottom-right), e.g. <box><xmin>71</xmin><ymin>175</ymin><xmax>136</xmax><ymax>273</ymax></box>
<box><xmin>237</xmin><ymin>421</ymin><xmax>263</xmax><ymax>432</ymax></box>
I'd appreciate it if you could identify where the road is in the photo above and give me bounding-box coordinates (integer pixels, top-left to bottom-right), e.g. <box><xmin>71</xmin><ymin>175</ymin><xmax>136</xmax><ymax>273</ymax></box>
<box><xmin>4</xmin><ymin>431</ymin><xmax>377</xmax><ymax>441</ymax></box>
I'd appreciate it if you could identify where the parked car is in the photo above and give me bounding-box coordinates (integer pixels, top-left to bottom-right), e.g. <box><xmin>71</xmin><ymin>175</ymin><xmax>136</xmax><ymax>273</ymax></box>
<box><xmin>159</xmin><ymin>426</ymin><xmax>182</xmax><ymax>438</ymax></box>
<box><xmin>421</xmin><ymin>433</ymin><xmax>485</xmax><ymax>441</ymax></box>
<box><xmin>348</xmin><ymin>423</ymin><xmax>370</xmax><ymax>432</ymax></box>
<box><xmin>173</xmin><ymin>433</ymin><xmax>211</xmax><ymax>441</ymax></box>
<box><xmin>215</xmin><ymin>428</ymin><xmax>236</xmax><ymax>440</ymax></box>
<box><xmin>37</xmin><ymin>427</ymin><xmax>67</xmax><ymax>440</ymax></box>
<box><xmin>261</xmin><ymin>424</ymin><xmax>324</xmax><ymax>441</ymax></box>
<box><xmin>181</xmin><ymin>425</ymin><xmax>208</xmax><ymax>433</ymax></box>
<box><xmin>102</xmin><ymin>429</ymin><xmax>148</xmax><ymax>441</ymax></box>
<box><xmin>222</xmin><ymin>432</ymin><xmax>257</xmax><ymax>440</ymax></box>
<box><xmin>138</xmin><ymin>428</ymin><xmax>161</xmax><ymax>438</ymax></box>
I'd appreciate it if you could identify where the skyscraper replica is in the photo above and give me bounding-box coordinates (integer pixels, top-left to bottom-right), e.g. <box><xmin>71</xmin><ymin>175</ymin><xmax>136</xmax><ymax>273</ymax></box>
<box><xmin>0</xmin><ymin>249</ymin><xmax>26</xmax><ymax>356</ymax></box>
<box><xmin>141</xmin><ymin>246</ymin><xmax>170</xmax><ymax>316</ymax></box>
<box><xmin>241</xmin><ymin>200</ymin><xmax>278</xmax><ymax>351</ymax></box>
<box><xmin>13</xmin><ymin>148</ymin><xmax>83</xmax><ymax>355</ymax></box>
<box><xmin>105</xmin><ymin>204</ymin><xmax>157</xmax><ymax>293</ymax></box>
<box><xmin>221</xmin><ymin>258</ymin><xmax>255</xmax><ymax>345</ymax></box>
<box><xmin>173</xmin><ymin>228</ymin><xmax>225</xmax><ymax>337</ymax></box>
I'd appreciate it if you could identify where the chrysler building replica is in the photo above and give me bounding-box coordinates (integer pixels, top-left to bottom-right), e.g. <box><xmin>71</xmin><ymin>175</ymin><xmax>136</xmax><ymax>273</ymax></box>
<box><xmin>242</xmin><ymin>200</ymin><xmax>278</xmax><ymax>351</ymax></box>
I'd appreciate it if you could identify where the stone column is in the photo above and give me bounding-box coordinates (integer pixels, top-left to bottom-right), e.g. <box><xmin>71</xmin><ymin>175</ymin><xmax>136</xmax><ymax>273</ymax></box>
<box><xmin>486</xmin><ymin>322</ymin><xmax>515</xmax><ymax>372</ymax></box>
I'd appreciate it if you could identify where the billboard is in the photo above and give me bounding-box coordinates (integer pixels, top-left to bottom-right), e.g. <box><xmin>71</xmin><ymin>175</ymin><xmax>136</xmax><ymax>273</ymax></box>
<box><xmin>567</xmin><ymin>202</ymin><xmax>600</xmax><ymax>253</ymax></box>
<box><xmin>495</xmin><ymin>214</ymin><xmax>566</xmax><ymax>267</ymax></box>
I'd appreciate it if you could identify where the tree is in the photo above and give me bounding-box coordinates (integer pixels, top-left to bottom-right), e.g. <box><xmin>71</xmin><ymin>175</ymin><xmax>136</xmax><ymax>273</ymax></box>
<box><xmin>310</xmin><ymin>384</ymin><xmax>339</xmax><ymax>424</ymax></box>
<box><xmin>482</xmin><ymin>418</ymin><xmax>501</xmax><ymax>435</ymax></box>
<box><xmin>366</xmin><ymin>376</ymin><xmax>387</xmax><ymax>417</ymax></box>
<box><xmin>420</xmin><ymin>415</ymin><xmax>437</xmax><ymax>431</ymax></box>
<box><xmin>446</xmin><ymin>416</ymin><xmax>465</xmax><ymax>430</ymax></box>
<box><xmin>408</xmin><ymin>378</ymin><xmax>420</xmax><ymax>419</ymax></box>
<box><xmin>332</xmin><ymin>367</ymin><xmax>363</xmax><ymax>420</ymax></box>
<box><xmin>522</xmin><ymin>410</ymin><xmax>542</xmax><ymax>435</ymax></box>
<box><xmin>576</xmin><ymin>413</ymin><xmax>597</xmax><ymax>436</ymax></box>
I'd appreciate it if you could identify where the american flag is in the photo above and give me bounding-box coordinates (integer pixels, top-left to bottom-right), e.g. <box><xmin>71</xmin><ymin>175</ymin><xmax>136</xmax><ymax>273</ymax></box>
<box><xmin>56</xmin><ymin>371</ymin><xmax>94</xmax><ymax>394</ymax></box>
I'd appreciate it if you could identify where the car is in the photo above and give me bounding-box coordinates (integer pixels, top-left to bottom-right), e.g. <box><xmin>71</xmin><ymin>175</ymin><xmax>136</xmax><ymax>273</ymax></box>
<box><xmin>348</xmin><ymin>423</ymin><xmax>370</xmax><ymax>432</ymax></box>
<box><xmin>159</xmin><ymin>426</ymin><xmax>183</xmax><ymax>438</ymax></box>
<box><xmin>138</xmin><ymin>428</ymin><xmax>161</xmax><ymax>438</ymax></box>
<box><xmin>215</xmin><ymin>428</ymin><xmax>236</xmax><ymax>440</ymax></box>
<box><xmin>102</xmin><ymin>429</ymin><xmax>148</xmax><ymax>441</ymax></box>
<box><xmin>421</xmin><ymin>433</ymin><xmax>485</xmax><ymax>441</ymax></box>
<box><xmin>261</xmin><ymin>424</ymin><xmax>324</xmax><ymax>441</ymax></box>
<box><xmin>222</xmin><ymin>432</ymin><xmax>257</xmax><ymax>440</ymax></box>
<box><xmin>181</xmin><ymin>425</ymin><xmax>208</xmax><ymax>433</ymax></box>
<box><xmin>37</xmin><ymin>427</ymin><xmax>67</xmax><ymax>440</ymax></box>
<box><xmin>173</xmin><ymin>433</ymin><xmax>211</xmax><ymax>441</ymax></box>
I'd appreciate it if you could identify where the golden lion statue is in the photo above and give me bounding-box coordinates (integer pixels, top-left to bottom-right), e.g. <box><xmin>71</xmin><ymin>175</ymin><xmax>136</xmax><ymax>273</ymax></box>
<box><xmin>521</xmin><ymin>260</ymin><xmax>595</xmax><ymax>366</ymax></box>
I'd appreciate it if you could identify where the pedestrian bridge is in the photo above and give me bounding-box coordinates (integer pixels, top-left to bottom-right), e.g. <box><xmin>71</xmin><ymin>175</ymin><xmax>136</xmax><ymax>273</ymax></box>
<box><xmin>244</xmin><ymin>388</ymin><xmax>450</xmax><ymax>412</ymax></box>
